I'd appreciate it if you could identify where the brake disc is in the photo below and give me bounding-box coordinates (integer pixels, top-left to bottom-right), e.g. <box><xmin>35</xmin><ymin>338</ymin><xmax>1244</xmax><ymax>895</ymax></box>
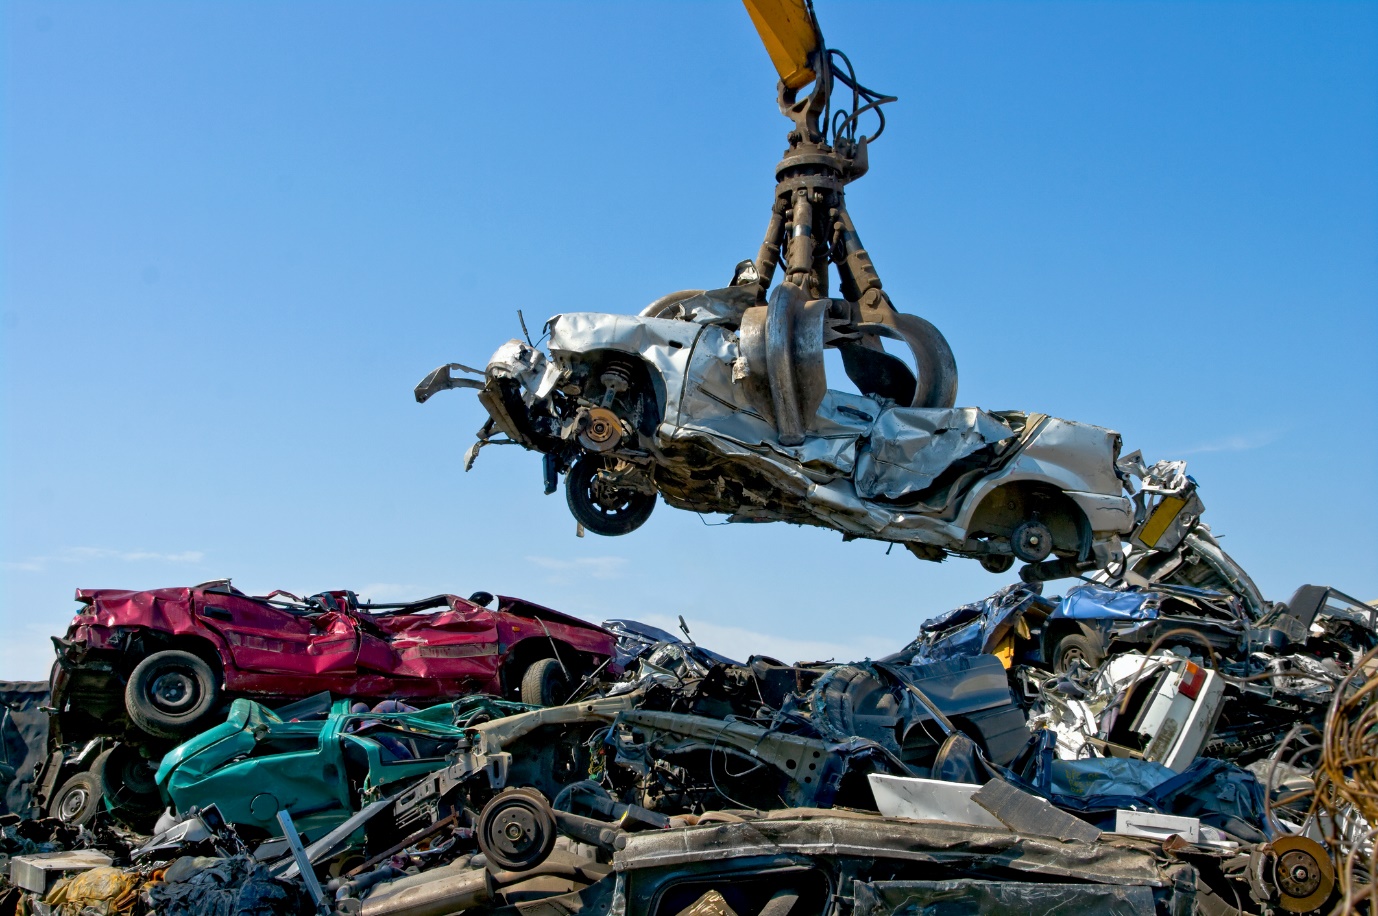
<box><xmin>1270</xmin><ymin>835</ymin><xmax>1335</xmax><ymax>914</ymax></box>
<box><xmin>578</xmin><ymin>407</ymin><xmax>622</xmax><ymax>453</ymax></box>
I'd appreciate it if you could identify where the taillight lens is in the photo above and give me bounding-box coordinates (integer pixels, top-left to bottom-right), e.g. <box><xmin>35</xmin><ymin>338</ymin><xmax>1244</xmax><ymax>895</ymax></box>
<box><xmin>1179</xmin><ymin>661</ymin><xmax>1206</xmax><ymax>700</ymax></box>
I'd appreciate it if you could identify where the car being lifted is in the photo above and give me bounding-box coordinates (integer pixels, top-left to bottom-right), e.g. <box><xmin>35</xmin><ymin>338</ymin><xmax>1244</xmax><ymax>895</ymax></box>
<box><xmin>418</xmin><ymin>298</ymin><xmax>1141</xmax><ymax>578</ymax></box>
<box><xmin>35</xmin><ymin>580</ymin><xmax>617</xmax><ymax>828</ymax></box>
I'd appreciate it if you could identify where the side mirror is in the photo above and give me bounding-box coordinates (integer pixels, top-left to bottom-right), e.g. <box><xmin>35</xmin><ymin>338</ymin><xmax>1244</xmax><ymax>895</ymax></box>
<box><xmin>415</xmin><ymin>363</ymin><xmax>485</xmax><ymax>404</ymax></box>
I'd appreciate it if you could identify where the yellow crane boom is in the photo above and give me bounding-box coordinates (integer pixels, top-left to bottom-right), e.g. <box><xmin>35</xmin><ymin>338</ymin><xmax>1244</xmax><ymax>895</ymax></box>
<box><xmin>741</xmin><ymin>0</ymin><xmax>820</xmax><ymax>89</ymax></box>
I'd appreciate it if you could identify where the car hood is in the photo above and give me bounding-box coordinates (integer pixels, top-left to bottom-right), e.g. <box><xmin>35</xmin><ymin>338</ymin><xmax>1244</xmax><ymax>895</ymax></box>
<box><xmin>155</xmin><ymin>698</ymin><xmax>275</xmax><ymax>786</ymax></box>
<box><xmin>1051</xmin><ymin>584</ymin><xmax>1160</xmax><ymax>622</ymax></box>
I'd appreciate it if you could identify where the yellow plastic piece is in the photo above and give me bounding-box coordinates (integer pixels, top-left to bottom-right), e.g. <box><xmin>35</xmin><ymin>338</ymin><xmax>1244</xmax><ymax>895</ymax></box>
<box><xmin>993</xmin><ymin>633</ymin><xmax>1016</xmax><ymax>669</ymax></box>
<box><xmin>1137</xmin><ymin>495</ymin><xmax>1187</xmax><ymax>550</ymax></box>
<box><xmin>742</xmin><ymin>0</ymin><xmax>819</xmax><ymax>89</ymax></box>
<box><xmin>44</xmin><ymin>867</ymin><xmax>141</xmax><ymax>915</ymax></box>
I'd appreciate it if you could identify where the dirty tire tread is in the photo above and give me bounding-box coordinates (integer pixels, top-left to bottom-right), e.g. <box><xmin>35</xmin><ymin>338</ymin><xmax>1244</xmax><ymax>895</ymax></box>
<box><xmin>817</xmin><ymin>665</ymin><xmax>903</xmax><ymax>754</ymax></box>
<box><xmin>49</xmin><ymin>771</ymin><xmax>102</xmax><ymax>825</ymax></box>
<box><xmin>124</xmin><ymin>649</ymin><xmax>220</xmax><ymax>740</ymax></box>
<box><xmin>91</xmin><ymin>745</ymin><xmax>162</xmax><ymax>824</ymax></box>
<box><xmin>819</xmin><ymin>665</ymin><xmax>868</xmax><ymax>739</ymax></box>
<box><xmin>521</xmin><ymin>658</ymin><xmax>568</xmax><ymax>707</ymax></box>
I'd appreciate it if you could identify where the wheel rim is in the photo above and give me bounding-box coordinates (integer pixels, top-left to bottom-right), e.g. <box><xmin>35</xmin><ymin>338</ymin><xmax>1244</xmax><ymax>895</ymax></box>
<box><xmin>586</xmin><ymin>478</ymin><xmax>640</xmax><ymax>519</ymax></box>
<box><xmin>149</xmin><ymin>670</ymin><xmax>199</xmax><ymax>713</ymax></box>
<box><xmin>57</xmin><ymin>786</ymin><xmax>89</xmax><ymax>821</ymax></box>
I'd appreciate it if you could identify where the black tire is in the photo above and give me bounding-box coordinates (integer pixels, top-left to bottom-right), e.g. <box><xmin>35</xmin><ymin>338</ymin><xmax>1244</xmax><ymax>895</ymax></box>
<box><xmin>565</xmin><ymin>455</ymin><xmax>656</xmax><ymax>536</ymax></box>
<box><xmin>1052</xmin><ymin>633</ymin><xmax>1105</xmax><ymax>674</ymax></box>
<box><xmin>816</xmin><ymin>665</ymin><xmax>903</xmax><ymax>754</ymax></box>
<box><xmin>125</xmin><ymin>649</ymin><xmax>220</xmax><ymax>739</ymax></box>
<box><xmin>49</xmin><ymin>771</ymin><xmax>101</xmax><ymax>825</ymax></box>
<box><xmin>520</xmin><ymin>658</ymin><xmax>569</xmax><ymax>707</ymax></box>
<box><xmin>91</xmin><ymin>745</ymin><xmax>162</xmax><ymax>828</ymax></box>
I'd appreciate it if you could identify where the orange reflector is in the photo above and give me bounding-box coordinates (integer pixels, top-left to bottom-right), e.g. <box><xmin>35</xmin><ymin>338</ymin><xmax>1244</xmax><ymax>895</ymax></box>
<box><xmin>1178</xmin><ymin>661</ymin><xmax>1205</xmax><ymax>700</ymax></box>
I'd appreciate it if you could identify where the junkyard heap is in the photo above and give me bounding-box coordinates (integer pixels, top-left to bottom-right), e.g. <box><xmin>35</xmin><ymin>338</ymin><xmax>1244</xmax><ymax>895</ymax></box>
<box><xmin>4</xmin><ymin>1</ymin><xmax>1375</xmax><ymax>915</ymax></box>
<box><xmin>4</xmin><ymin>566</ymin><xmax>1376</xmax><ymax>915</ymax></box>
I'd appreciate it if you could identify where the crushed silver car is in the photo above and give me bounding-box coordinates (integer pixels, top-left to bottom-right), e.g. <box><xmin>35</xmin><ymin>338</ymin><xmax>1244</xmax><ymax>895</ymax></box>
<box><xmin>418</xmin><ymin>288</ymin><xmax>1138</xmax><ymax>575</ymax></box>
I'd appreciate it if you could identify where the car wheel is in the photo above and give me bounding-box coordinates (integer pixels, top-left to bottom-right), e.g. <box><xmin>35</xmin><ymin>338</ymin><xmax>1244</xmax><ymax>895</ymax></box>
<box><xmin>1053</xmin><ymin>633</ymin><xmax>1105</xmax><ymax>674</ymax></box>
<box><xmin>565</xmin><ymin>455</ymin><xmax>656</xmax><ymax>536</ymax></box>
<box><xmin>49</xmin><ymin>771</ymin><xmax>101</xmax><ymax>825</ymax></box>
<box><xmin>520</xmin><ymin>658</ymin><xmax>569</xmax><ymax>707</ymax></box>
<box><xmin>125</xmin><ymin>650</ymin><xmax>220</xmax><ymax>739</ymax></box>
<box><xmin>92</xmin><ymin>745</ymin><xmax>162</xmax><ymax>829</ymax></box>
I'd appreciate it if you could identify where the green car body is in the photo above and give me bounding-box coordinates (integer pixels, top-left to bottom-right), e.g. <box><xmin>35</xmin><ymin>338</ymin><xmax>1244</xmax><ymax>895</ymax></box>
<box><xmin>154</xmin><ymin>695</ymin><xmax>529</xmax><ymax>839</ymax></box>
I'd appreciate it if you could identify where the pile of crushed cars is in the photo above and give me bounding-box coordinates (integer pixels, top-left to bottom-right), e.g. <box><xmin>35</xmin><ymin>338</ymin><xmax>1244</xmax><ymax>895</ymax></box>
<box><xmin>2</xmin><ymin>513</ymin><xmax>1375</xmax><ymax>916</ymax></box>
<box><xmin>4</xmin><ymin>3</ymin><xmax>1376</xmax><ymax>910</ymax></box>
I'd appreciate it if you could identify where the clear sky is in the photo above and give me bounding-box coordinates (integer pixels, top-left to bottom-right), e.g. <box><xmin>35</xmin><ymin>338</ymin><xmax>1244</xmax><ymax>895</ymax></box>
<box><xmin>2</xmin><ymin>2</ymin><xmax>1374</xmax><ymax>680</ymax></box>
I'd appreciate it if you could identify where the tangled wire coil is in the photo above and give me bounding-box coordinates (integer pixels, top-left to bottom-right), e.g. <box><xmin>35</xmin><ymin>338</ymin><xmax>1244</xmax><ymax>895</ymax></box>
<box><xmin>1308</xmin><ymin>644</ymin><xmax>1378</xmax><ymax>914</ymax></box>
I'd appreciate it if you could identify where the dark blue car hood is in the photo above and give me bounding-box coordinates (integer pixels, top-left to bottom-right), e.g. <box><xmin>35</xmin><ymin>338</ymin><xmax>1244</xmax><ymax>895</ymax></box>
<box><xmin>1050</xmin><ymin>584</ymin><xmax>1159</xmax><ymax>622</ymax></box>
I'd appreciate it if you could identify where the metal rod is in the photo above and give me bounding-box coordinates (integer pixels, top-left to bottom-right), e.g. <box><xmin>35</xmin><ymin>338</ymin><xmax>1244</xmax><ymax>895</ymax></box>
<box><xmin>344</xmin><ymin>815</ymin><xmax>459</xmax><ymax>880</ymax></box>
<box><xmin>536</xmin><ymin>618</ymin><xmax>571</xmax><ymax>680</ymax></box>
<box><xmin>277</xmin><ymin>809</ymin><xmax>328</xmax><ymax>913</ymax></box>
<box><xmin>754</xmin><ymin>198</ymin><xmax>787</xmax><ymax>293</ymax></box>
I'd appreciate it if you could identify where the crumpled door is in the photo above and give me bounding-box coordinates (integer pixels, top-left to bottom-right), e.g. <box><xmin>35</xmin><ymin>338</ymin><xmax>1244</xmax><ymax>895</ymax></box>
<box><xmin>356</xmin><ymin>599</ymin><xmax>501</xmax><ymax>681</ymax></box>
<box><xmin>199</xmin><ymin>594</ymin><xmax>356</xmax><ymax>677</ymax></box>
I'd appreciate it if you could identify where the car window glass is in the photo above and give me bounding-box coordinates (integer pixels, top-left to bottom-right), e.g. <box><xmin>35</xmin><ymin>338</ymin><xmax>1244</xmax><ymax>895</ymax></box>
<box><xmin>1323</xmin><ymin>593</ymin><xmax>1369</xmax><ymax>616</ymax></box>
<box><xmin>1321</xmin><ymin>592</ymin><xmax>1375</xmax><ymax>627</ymax></box>
<box><xmin>246</xmin><ymin>735</ymin><xmax>319</xmax><ymax>759</ymax></box>
<box><xmin>274</xmin><ymin>692</ymin><xmax>335</xmax><ymax>721</ymax></box>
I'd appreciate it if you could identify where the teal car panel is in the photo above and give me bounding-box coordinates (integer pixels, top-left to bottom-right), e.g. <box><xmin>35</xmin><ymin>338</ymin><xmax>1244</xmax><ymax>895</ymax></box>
<box><xmin>155</xmin><ymin>695</ymin><xmax>531</xmax><ymax>840</ymax></box>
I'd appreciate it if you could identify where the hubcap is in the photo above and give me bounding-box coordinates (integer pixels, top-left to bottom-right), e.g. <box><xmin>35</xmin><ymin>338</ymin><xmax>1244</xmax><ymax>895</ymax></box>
<box><xmin>149</xmin><ymin>670</ymin><xmax>197</xmax><ymax>712</ymax></box>
<box><xmin>58</xmin><ymin>786</ymin><xmax>89</xmax><ymax>821</ymax></box>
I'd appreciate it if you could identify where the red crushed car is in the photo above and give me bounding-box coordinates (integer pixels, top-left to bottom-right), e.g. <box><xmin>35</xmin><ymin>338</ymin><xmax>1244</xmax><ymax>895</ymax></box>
<box><xmin>37</xmin><ymin>580</ymin><xmax>617</xmax><ymax>825</ymax></box>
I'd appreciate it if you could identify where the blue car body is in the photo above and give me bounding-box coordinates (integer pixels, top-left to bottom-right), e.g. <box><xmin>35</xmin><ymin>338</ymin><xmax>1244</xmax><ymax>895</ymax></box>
<box><xmin>907</xmin><ymin>582</ymin><xmax>1247</xmax><ymax>671</ymax></box>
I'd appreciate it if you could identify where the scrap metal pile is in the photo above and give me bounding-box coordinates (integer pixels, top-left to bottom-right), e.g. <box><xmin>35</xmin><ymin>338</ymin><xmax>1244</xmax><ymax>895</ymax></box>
<box><xmin>3</xmin><ymin>2</ymin><xmax>1374</xmax><ymax>915</ymax></box>
<box><xmin>2</xmin><ymin>564</ymin><xmax>1376</xmax><ymax>915</ymax></box>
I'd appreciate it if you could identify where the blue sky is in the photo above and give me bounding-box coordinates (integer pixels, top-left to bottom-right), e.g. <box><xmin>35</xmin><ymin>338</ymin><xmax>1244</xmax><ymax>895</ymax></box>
<box><xmin>2</xmin><ymin>1</ymin><xmax>1374</xmax><ymax>680</ymax></box>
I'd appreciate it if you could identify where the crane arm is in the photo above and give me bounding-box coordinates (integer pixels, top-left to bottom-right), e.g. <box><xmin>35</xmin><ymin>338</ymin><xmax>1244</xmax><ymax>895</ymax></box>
<box><xmin>741</xmin><ymin>0</ymin><xmax>821</xmax><ymax>90</ymax></box>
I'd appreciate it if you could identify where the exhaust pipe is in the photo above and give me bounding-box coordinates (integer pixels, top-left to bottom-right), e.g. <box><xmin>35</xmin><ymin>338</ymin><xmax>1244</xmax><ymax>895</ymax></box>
<box><xmin>358</xmin><ymin>869</ymin><xmax>494</xmax><ymax>916</ymax></box>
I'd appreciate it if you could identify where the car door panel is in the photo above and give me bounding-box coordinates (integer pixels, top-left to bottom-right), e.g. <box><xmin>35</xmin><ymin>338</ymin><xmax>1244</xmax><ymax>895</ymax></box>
<box><xmin>363</xmin><ymin>601</ymin><xmax>500</xmax><ymax>680</ymax></box>
<box><xmin>199</xmin><ymin>594</ymin><xmax>356</xmax><ymax>678</ymax></box>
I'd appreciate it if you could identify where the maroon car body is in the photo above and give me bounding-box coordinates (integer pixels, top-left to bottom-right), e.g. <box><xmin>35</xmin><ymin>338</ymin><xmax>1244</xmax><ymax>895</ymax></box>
<box><xmin>36</xmin><ymin>581</ymin><xmax>617</xmax><ymax>824</ymax></box>
<box><xmin>56</xmin><ymin>583</ymin><xmax>616</xmax><ymax>704</ymax></box>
